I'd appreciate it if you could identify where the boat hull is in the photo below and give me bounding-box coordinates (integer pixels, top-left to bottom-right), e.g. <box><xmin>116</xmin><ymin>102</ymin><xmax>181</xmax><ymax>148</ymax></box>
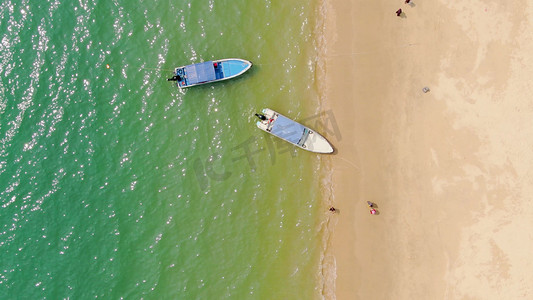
<box><xmin>173</xmin><ymin>58</ymin><xmax>252</xmax><ymax>88</ymax></box>
<box><xmin>256</xmin><ymin>108</ymin><xmax>334</xmax><ymax>154</ymax></box>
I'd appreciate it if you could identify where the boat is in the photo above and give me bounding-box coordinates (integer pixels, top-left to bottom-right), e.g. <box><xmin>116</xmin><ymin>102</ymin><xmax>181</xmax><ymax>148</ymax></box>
<box><xmin>254</xmin><ymin>108</ymin><xmax>334</xmax><ymax>154</ymax></box>
<box><xmin>168</xmin><ymin>58</ymin><xmax>252</xmax><ymax>88</ymax></box>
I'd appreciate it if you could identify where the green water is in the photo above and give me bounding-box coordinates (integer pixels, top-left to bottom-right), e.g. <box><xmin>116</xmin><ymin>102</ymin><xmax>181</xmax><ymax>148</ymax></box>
<box><xmin>0</xmin><ymin>0</ymin><xmax>330</xmax><ymax>298</ymax></box>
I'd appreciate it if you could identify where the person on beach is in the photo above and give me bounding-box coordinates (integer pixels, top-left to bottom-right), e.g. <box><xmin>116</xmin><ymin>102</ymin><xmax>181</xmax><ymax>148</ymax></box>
<box><xmin>370</xmin><ymin>208</ymin><xmax>377</xmax><ymax>215</ymax></box>
<box><xmin>367</xmin><ymin>201</ymin><xmax>374</xmax><ymax>208</ymax></box>
<box><xmin>396</xmin><ymin>8</ymin><xmax>402</xmax><ymax>16</ymax></box>
<box><xmin>329</xmin><ymin>206</ymin><xmax>337</xmax><ymax>213</ymax></box>
<box><xmin>405</xmin><ymin>0</ymin><xmax>410</xmax><ymax>4</ymax></box>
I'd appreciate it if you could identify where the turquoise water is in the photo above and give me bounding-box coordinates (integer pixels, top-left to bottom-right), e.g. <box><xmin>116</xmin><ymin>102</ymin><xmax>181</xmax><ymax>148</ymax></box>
<box><xmin>0</xmin><ymin>0</ymin><xmax>328</xmax><ymax>298</ymax></box>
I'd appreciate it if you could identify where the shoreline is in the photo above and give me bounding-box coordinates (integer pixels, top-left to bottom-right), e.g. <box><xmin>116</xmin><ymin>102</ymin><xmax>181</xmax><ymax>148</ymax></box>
<box><xmin>319</xmin><ymin>0</ymin><xmax>533</xmax><ymax>299</ymax></box>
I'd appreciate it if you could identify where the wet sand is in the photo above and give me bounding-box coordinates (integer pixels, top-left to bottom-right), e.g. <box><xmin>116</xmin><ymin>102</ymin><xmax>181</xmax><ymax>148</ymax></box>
<box><xmin>319</xmin><ymin>0</ymin><xmax>533</xmax><ymax>298</ymax></box>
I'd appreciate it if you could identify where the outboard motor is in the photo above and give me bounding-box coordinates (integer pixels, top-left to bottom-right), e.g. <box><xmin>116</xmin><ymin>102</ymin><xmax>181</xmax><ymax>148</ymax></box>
<box><xmin>167</xmin><ymin>75</ymin><xmax>182</xmax><ymax>82</ymax></box>
<box><xmin>255</xmin><ymin>113</ymin><xmax>267</xmax><ymax>121</ymax></box>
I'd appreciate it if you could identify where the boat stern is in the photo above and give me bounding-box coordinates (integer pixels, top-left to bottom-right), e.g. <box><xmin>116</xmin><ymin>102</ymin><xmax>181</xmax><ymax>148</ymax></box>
<box><xmin>173</xmin><ymin>67</ymin><xmax>188</xmax><ymax>88</ymax></box>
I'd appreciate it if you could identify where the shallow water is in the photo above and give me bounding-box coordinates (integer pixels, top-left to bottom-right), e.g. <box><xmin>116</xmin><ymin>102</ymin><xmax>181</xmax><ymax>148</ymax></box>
<box><xmin>0</xmin><ymin>0</ymin><xmax>328</xmax><ymax>298</ymax></box>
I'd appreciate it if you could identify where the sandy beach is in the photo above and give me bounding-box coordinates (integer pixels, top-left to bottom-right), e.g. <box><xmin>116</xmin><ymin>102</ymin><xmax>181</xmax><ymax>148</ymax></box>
<box><xmin>320</xmin><ymin>0</ymin><xmax>533</xmax><ymax>299</ymax></box>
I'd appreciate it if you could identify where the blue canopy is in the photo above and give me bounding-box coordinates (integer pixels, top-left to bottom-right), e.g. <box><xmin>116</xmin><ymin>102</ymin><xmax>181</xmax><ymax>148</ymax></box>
<box><xmin>185</xmin><ymin>61</ymin><xmax>216</xmax><ymax>85</ymax></box>
<box><xmin>270</xmin><ymin>115</ymin><xmax>306</xmax><ymax>145</ymax></box>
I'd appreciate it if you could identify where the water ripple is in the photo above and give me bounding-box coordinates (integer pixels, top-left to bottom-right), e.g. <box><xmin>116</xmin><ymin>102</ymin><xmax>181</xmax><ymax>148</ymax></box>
<box><xmin>0</xmin><ymin>0</ymin><xmax>324</xmax><ymax>298</ymax></box>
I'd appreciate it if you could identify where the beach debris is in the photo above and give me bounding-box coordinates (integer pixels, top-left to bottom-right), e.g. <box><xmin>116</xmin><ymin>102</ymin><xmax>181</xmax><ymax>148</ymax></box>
<box><xmin>422</xmin><ymin>86</ymin><xmax>430</xmax><ymax>93</ymax></box>
<box><xmin>396</xmin><ymin>9</ymin><xmax>402</xmax><ymax>16</ymax></box>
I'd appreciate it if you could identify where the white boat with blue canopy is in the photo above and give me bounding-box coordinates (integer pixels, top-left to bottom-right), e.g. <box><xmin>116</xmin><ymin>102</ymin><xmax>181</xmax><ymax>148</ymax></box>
<box><xmin>255</xmin><ymin>108</ymin><xmax>334</xmax><ymax>154</ymax></box>
<box><xmin>168</xmin><ymin>58</ymin><xmax>252</xmax><ymax>88</ymax></box>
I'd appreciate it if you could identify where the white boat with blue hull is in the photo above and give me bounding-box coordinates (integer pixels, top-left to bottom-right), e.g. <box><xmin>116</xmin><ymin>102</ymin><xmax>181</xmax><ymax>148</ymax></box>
<box><xmin>168</xmin><ymin>58</ymin><xmax>252</xmax><ymax>88</ymax></box>
<box><xmin>255</xmin><ymin>108</ymin><xmax>334</xmax><ymax>154</ymax></box>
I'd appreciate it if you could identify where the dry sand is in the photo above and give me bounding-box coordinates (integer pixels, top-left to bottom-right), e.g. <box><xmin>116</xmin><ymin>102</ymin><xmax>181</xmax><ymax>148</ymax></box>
<box><xmin>319</xmin><ymin>0</ymin><xmax>533</xmax><ymax>299</ymax></box>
